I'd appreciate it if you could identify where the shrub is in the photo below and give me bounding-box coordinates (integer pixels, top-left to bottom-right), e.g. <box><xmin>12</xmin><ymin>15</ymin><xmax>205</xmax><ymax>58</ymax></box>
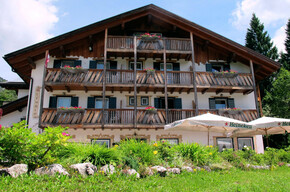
<box><xmin>0</xmin><ymin>121</ymin><xmax>70</xmax><ymax>169</ymax></box>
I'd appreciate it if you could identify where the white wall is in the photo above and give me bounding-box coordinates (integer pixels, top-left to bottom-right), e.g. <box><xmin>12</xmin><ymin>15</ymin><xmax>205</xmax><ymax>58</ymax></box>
<box><xmin>0</xmin><ymin>107</ymin><xmax>27</xmax><ymax>127</ymax></box>
<box><xmin>18</xmin><ymin>89</ymin><xmax>29</xmax><ymax>99</ymax></box>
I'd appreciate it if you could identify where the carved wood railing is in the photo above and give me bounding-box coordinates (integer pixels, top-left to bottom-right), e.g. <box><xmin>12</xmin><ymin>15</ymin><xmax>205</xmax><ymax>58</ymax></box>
<box><xmin>107</xmin><ymin>36</ymin><xmax>191</xmax><ymax>52</ymax></box>
<box><xmin>41</xmin><ymin>108</ymin><xmax>258</xmax><ymax>126</ymax></box>
<box><xmin>45</xmin><ymin>69</ymin><xmax>253</xmax><ymax>88</ymax></box>
<box><xmin>196</xmin><ymin>72</ymin><xmax>253</xmax><ymax>87</ymax></box>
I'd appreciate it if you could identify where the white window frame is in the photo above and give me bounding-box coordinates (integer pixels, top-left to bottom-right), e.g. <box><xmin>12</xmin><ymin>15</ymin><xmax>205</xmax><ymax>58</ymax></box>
<box><xmin>129</xmin><ymin>96</ymin><xmax>135</xmax><ymax>106</ymax></box>
<box><xmin>141</xmin><ymin>97</ymin><xmax>149</xmax><ymax>106</ymax></box>
<box><xmin>129</xmin><ymin>61</ymin><xmax>143</xmax><ymax>70</ymax></box>
<box><xmin>91</xmin><ymin>139</ymin><xmax>110</xmax><ymax>148</ymax></box>
<box><xmin>238</xmin><ymin>137</ymin><xmax>254</xmax><ymax>150</ymax></box>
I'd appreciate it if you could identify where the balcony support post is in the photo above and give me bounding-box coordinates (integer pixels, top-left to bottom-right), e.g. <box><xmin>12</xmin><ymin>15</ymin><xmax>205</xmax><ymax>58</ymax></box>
<box><xmin>163</xmin><ymin>39</ymin><xmax>168</xmax><ymax>124</ymax></box>
<box><xmin>190</xmin><ymin>32</ymin><xmax>198</xmax><ymax>115</ymax></box>
<box><xmin>102</xmin><ymin>28</ymin><xmax>108</xmax><ymax>128</ymax></box>
<box><xmin>133</xmin><ymin>36</ymin><xmax>137</xmax><ymax>129</ymax></box>
<box><xmin>249</xmin><ymin>60</ymin><xmax>260</xmax><ymax>117</ymax></box>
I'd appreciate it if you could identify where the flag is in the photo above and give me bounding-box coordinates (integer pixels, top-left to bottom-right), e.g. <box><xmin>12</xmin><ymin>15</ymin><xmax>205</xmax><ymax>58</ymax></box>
<box><xmin>45</xmin><ymin>50</ymin><xmax>50</xmax><ymax>68</ymax></box>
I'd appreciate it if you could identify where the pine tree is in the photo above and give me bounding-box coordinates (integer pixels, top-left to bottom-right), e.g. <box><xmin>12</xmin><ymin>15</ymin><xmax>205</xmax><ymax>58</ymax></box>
<box><xmin>245</xmin><ymin>13</ymin><xmax>279</xmax><ymax>99</ymax></box>
<box><xmin>279</xmin><ymin>19</ymin><xmax>290</xmax><ymax>70</ymax></box>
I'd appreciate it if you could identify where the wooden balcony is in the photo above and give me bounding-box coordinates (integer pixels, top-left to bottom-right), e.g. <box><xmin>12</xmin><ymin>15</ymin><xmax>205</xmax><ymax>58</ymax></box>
<box><xmin>41</xmin><ymin>108</ymin><xmax>257</xmax><ymax>129</ymax></box>
<box><xmin>106</xmin><ymin>36</ymin><xmax>192</xmax><ymax>54</ymax></box>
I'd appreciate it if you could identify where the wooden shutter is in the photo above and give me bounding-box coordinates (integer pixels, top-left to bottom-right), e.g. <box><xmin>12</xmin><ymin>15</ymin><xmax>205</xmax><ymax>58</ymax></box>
<box><xmin>49</xmin><ymin>96</ymin><xmax>57</xmax><ymax>108</ymax></box>
<box><xmin>227</xmin><ymin>98</ymin><xmax>235</xmax><ymax>108</ymax></box>
<box><xmin>174</xmin><ymin>98</ymin><xmax>182</xmax><ymax>109</ymax></box>
<box><xmin>87</xmin><ymin>97</ymin><xmax>95</xmax><ymax>108</ymax></box>
<box><xmin>71</xmin><ymin>97</ymin><xmax>79</xmax><ymax>107</ymax></box>
<box><xmin>154</xmin><ymin>98</ymin><xmax>160</xmax><ymax>109</ymax></box>
<box><xmin>89</xmin><ymin>60</ymin><xmax>97</xmax><ymax>69</ymax></box>
<box><xmin>153</xmin><ymin>62</ymin><xmax>160</xmax><ymax>70</ymax></box>
<box><xmin>110</xmin><ymin>61</ymin><xmax>117</xmax><ymax>69</ymax></box>
<box><xmin>206</xmin><ymin>63</ymin><xmax>212</xmax><ymax>72</ymax></box>
<box><xmin>109</xmin><ymin>97</ymin><xmax>117</xmax><ymax>109</ymax></box>
<box><xmin>53</xmin><ymin>60</ymin><xmax>61</xmax><ymax>68</ymax></box>
<box><xmin>209</xmin><ymin>98</ymin><xmax>216</xmax><ymax>109</ymax></box>
<box><xmin>74</xmin><ymin>60</ymin><xmax>82</xmax><ymax>67</ymax></box>
<box><xmin>173</xmin><ymin>63</ymin><xmax>180</xmax><ymax>71</ymax></box>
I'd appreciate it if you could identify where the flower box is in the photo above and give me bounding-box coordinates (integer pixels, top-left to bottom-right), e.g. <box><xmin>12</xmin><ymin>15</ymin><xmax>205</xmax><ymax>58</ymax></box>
<box><xmin>145</xmin><ymin>106</ymin><xmax>157</xmax><ymax>114</ymax></box>
<box><xmin>218</xmin><ymin>108</ymin><xmax>242</xmax><ymax>115</ymax></box>
<box><xmin>61</xmin><ymin>68</ymin><xmax>88</xmax><ymax>74</ymax></box>
<box><xmin>213</xmin><ymin>72</ymin><xmax>238</xmax><ymax>78</ymax></box>
<box><xmin>57</xmin><ymin>107</ymin><xmax>85</xmax><ymax>113</ymax></box>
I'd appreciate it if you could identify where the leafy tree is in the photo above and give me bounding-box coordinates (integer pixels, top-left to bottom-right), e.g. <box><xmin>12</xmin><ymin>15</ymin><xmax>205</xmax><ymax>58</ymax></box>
<box><xmin>245</xmin><ymin>14</ymin><xmax>279</xmax><ymax>99</ymax></box>
<box><xmin>0</xmin><ymin>77</ymin><xmax>17</xmax><ymax>106</ymax></box>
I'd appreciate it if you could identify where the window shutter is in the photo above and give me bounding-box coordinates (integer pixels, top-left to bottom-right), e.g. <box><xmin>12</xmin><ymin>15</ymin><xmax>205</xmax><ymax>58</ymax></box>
<box><xmin>71</xmin><ymin>97</ymin><xmax>79</xmax><ymax>107</ymax></box>
<box><xmin>74</xmin><ymin>60</ymin><xmax>82</xmax><ymax>67</ymax></box>
<box><xmin>89</xmin><ymin>60</ymin><xmax>97</xmax><ymax>69</ymax></box>
<box><xmin>53</xmin><ymin>60</ymin><xmax>61</xmax><ymax>68</ymax></box>
<box><xmin>87</xmin><ymin>97</ymin><xmax>95</xmax><ymax>108</ymax></box>
<box><xmin>174</xmin><ymin>98</ymin><xmax>182</xmax><ymax>109</ymax></box>
<box><xmin>227</xmin><ymin>98</ymin><xmax>235</xmax><ymax>108</ymax></box>
<box><xmin>49</xmin><ymin>96</ymin><xmax>57</xmax><ymax>108</ymax></box>
<box><xmin>110</xmin><ymin>61</ymin><xmax>117</xmax><ymax>69</ymax></box>
<box><xmin>206</xmin><ymin>63</ymin><xmax>212</xmax><ymax>72</ymax></box>
<box><xmin>209</xmin><ymin>98</ymin><xmax>216</xmax><ymax>109</ymax></box>
<box><xmin>109</xmin><ymin>97</ymin><xmax>117</xmax><ymax>109</ymax></box>
<box><xmin>154</xmin><ymin>98</ymin><xmax>160</xmax><ymax>109</ymax></box>
<box><xmin>153</xmin><ymin>62</ymin><xmax>160</xmax><ymax>70</ymax></box>
<box><xmin>224</xmin><ymin>64</ymin><xmax>231</xmax><ymax>71</ymax></box>
<box><xmin>173</xmin><ymin>63</ymin><xmax>180</xmax><ymax>71</ymax></box>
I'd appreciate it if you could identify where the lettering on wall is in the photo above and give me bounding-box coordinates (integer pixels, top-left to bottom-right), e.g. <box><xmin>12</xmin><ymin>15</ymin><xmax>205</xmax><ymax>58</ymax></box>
<box><xmin>32</xmin><ymin>86</ymin><xmax>41</xmax><ymax>118</ymax></box>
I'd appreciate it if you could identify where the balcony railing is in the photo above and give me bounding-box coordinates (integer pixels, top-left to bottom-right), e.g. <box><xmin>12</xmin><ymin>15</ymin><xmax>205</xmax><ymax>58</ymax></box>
<box><xmin>41</xmin><ymin>108</ymin><xmax>257</xmax><ymax>128</ymax></box>
<box><xmin>107</xmin><ymin>36</ymin><xmax>191</xmax><ymax>52</ymax></box>
<box><xmin>45</xmin><ymin>69</ymin><xmax>253</xmax><ymax>88</ymax></box>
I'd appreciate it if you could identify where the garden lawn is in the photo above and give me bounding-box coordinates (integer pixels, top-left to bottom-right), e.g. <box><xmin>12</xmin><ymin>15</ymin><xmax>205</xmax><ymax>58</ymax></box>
<box><xmin>1</xmin><ymin>167</ymin><xmax>289</xmax><ymax>192</ymax></box>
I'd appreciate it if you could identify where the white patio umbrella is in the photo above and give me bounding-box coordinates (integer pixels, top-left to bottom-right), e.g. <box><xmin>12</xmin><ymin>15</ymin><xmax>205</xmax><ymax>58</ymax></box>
<box><xmin>165</xmin><ymin>113</ymin><xmax>253</xmax><ymax>144</ymax></box>
<box><xmin>237</xmin><ymin>116</ymin><xmax>290</xmax><ymax>146</ymax></box>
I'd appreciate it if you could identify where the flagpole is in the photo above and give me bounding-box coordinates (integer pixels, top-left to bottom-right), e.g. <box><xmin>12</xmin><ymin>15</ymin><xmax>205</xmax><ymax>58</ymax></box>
<box><xmin>38</xmin><ymin>50</ymin><xmax>49</xmax><ymax>133</ymax></box>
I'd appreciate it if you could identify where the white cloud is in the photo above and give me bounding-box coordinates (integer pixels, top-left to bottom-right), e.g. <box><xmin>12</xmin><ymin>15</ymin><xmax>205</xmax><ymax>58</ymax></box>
<box><xmin>273</xmin><ymin>26</ymin><xmax>286</xmax><ymax>53</ymax></box>
<box><xmin>231</xmin><ymin>0</ymin><xmax>290</xmax><ymax>53</ymax></box>
<box><xmin>0</xmin><ymin>0</ymin><xmax>59</xmax><ymax>81</ymax></box>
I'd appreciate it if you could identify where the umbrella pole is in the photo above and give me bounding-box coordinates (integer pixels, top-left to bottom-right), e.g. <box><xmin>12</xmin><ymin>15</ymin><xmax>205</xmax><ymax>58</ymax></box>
<box><xmin>265</xmin><ymin>129</ymin><xmax>269</xmax><ymax>147</ymax></box>
<box><xmin>207</xmin><ymin>127</ymin><xmax>210</xmax><ymax>145</ymax></box>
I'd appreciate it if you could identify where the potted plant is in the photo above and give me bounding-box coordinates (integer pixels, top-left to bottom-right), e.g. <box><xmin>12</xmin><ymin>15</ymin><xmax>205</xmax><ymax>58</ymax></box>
<box><xmin>137</xmin><ymin>33</ymin><xmax>163</xmax><ymax>50</ymax></box>
<box><xmin>139</xmin><ymin>33</ymin><xmax>161</xmax><ymax>41</ymax></box>
<box><xmin>218</xmin><ymin>108</ymin><xmax>242</xmax><ymax>115</ymax></box>
<box><xmin>57</xmin><ymin>106</ymin><xmax>85</xmax><ymax>113</ymax></box>
<box><xmin>144</xmin><ymin>68</ymin><xmax>155</xmax><ymax>76</ymax></box>
<box><xmin>145</xmin><ymin>106</ymin><xmax>157</xmax><ymax>114</ymax></box>
<box><xmin>61</xmin><ymin>65</ymin><xmax>88</xmax><ymax>74</ymax></box>
<box><xmin>213</xmin><ymin>70</ymin><xmax>238</xmax><ymax>78</ymax></box>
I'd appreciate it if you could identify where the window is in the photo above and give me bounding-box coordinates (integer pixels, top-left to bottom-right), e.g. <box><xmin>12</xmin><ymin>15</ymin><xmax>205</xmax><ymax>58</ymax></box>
<box><xmin>53</xmin><ymin>59</ymin><xmax>81</xmax><ymax>68</ymax></box>
<box><xmin>61</xmin><ymin>60</ymin><xmax>75</xmax><ymax>67</ymax></box>
<box><xmin>91</xmin><ymin>139</ymin><xmax>110</xmax><ymax>148</ymax></box>
<box><xmin>216</xmin><ymin>138</ymin><xmax>233</xmax><ymax>152</ymax></box>
<box><xmin>160</xmin><ymin>63</ymin><xmax>173</xmax><ymax>71</ymax></box>
<box><xmin>141</xmin><ymin>97</ymin><xmax>149</xmax><ymax>106</ymax></box>
<box><xmin>57</xmin><ymin>97</ymin><xmax>71</xmax><ymax>108</ymax></box>
<box><xmin>206</xmin><ymin>62</ymin><xmax>230</xmax><ymax>72</ymax></box>
<box><xmin>160</xmin><ymin>138</ymin><xmax>179</xmax><ymax>145</ymax></box>
<box><xmin>129</xmin><ymin>61</ymin><xmax>143</xmax><ymax>70</ymax></box>
<box><xmin>215</xmin><ymin>98</ymin><xmax>227</xmax><ymax>109</ymax></box>
<box><xmin>96</xmin><ymin>62</ymin><xmax>110</xmax><ymax>69</ymax></box>
<box><xmin>129</xmin><ymin>96</ymin><xmax>135</xmax><ymax>106</ymax></box>
<box><xmin>211</xmin><ymin>63</ymin><xmax>224</xmax><ymax>72</ymax></box>
<box><xmin>95</xmin><ymin>98</ymin><xmax>109</xmax><ymax>109</ymax></box>
<box><xmin>238</xmin><ymin>137</ymin><xmax>254</xmax><ymax>150</ymax></box>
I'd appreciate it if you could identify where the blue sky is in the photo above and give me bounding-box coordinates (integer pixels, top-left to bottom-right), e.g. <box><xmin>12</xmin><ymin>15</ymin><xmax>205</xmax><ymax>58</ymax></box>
<box><xmin>0</xmin><ymin>0</ymin><xmax>289</xmax><ymax>81</ymax></box>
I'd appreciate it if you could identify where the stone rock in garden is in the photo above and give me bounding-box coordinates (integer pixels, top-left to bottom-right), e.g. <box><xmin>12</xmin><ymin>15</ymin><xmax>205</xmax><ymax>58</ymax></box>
<box><xmin>122</xmin><ymin>169</ymin><xmax>140</xmax><ymax>178</ymax></box>
<box><xmin>167</xmin><ymin>168</ymin><xmax>181</xmax><ymax>174</ymax></box>
<box><xmin>203</xmin><ymin>166</ymin><xmax>211</xmax><ymax>172</ymax></box>
<box><xmin>0</xmin><ymin>164</ymin><xmax>28</xmax><ymax>178</ymax></box>
<box><xmin>287</xmin><ymin>164</ymin><xmax>290</xmax><ymax>167</ymax></box>
<box><xmin>181</xmin><ymin>166</ymin><xmax>193</xmax><ymax>172</ymax></box>
<box><xmin>193</xmin><ymin>166</ymin><xmax>201</xmax><ymax>171</ymax></box>
<box><xmin>35</xmin><ymin>164</ymin><xmax>69</xmax><ymax>176</ymax></box>
<box><xmin>151</xmin><ymin>166</ymin><xmax>167</xmax><ymax>177</ymax></box>
<box><xmin>141</xmin><ymin>167</ymin><xmax>154</xmax><ymax>177</ymax></box>
<box><xmin>100</xmin><ymin>164</ymin><xmax>115</xmax><ymax>175</ymax></box>
<box><xmin>70</xmin><ymin>163</ymin><xmax>98</xmax><ymax>176</ymax></box>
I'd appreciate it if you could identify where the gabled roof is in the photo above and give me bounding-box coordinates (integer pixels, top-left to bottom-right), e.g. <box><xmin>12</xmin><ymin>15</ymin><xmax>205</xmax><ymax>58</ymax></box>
<box><xmin>0</xmin><ymin>82</ymin><xmax>29</xmax><ymax>90</ymax></box>
<box><xmin>3</xmin><ymin>4</ymin><xmax>280</xmax><ymax>83</ymax></box>
<box><xmin>0</xmin><ymin>96</ymin><xmax>28</xmax><ymax>116</ymax></box>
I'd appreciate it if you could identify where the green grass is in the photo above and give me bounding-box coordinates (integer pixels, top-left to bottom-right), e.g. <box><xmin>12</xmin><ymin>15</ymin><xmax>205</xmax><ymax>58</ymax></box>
<box><xmin>1</xmin><ymin>167</ymin><xmax>289</xmax><ymax>192</ymax></box>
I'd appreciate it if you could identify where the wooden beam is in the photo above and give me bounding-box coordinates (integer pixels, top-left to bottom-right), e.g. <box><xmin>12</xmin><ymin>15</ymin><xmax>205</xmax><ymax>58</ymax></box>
<box><xmin>164</xmin><ymin>41</ymin><xmax>168</xmax><ymax>124</ymax></box>
<box><xmin>65</xmin><ymin>86</ymin><xmax>71</xmax><ymax>92</ymax></box>
<box><xmin>179</xmin><ymin>88</ymin><xmax>184</xmax><ymax>94</ymax></box>
<box><xmin>216</xmin><ymin>89</ymin><xmax>223</xmax><ymax>94</ymax></box>
<box><xmin>250</xmin><ymin>60</ymin><xmax>260</xmax><ymax>117</ymax></box>
<box><xmin>230</xmin><ymin>89</ymin><xmax>237</xmax><ymax>95</ymax></box>
<box><xmin>187</xmin><ymin>88</ymin><xmax>192</xmax><ymax>94</ymax></box>
<box><xmin>191</xmin><ymin>32</ymin><xmax>198</xmax><ymax>115</ymax></box>
<box><xmin>202</xmin><ymin>40</ymin><xmax>209</xmax><ymax>51</ymax></box>
<box><xmin>84</xmin><ymin>86</ymin><xmax>88</xmax><ymax>93</ymax></box>
<box><xmin>257</xmin><ymin>84</ymin><xmax>263</xmax><ymax>116</ymax></box>
<box><xmin>202</xmin><ymin>88</ymin><xmax>208</xmax><ymax>94</ymax></box>
<box><xmin>243</xmin><ymin>90</ymin><xmax>253</xmax><ymax>95</ymax></box>
<box><xmin>133</xmin><ymin>36</ymin><xmax>137</xmax><ymax>129</ymax></box>
<box><xmin>27</xmin><ymin>57</ymin><xmax>36</xmax><ymax>69</ymax></box>
<box><xmin>102</xmin><ymin>28</ymin><xmax>108</xmax><ymax>129</ymax></box>
<box><xmin>59</xmin><ymin>45</ymin><xmax>66</xmax><ymax>58</ymax></box>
